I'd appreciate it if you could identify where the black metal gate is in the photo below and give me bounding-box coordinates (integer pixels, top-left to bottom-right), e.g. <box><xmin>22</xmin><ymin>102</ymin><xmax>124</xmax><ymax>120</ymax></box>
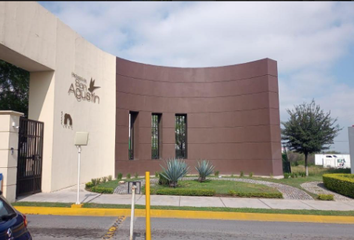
<box><xmin>16</xmin><ymin>117</ymin><xmax>44</xmax><ymax>198</ymax></box>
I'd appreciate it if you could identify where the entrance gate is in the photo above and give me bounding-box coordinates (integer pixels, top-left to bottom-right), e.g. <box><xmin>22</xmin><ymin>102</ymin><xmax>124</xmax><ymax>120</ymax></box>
<box><xmin>16</xmin><ymin>117</ymin><xmax>44</xmax><ymax>198</ymax></box>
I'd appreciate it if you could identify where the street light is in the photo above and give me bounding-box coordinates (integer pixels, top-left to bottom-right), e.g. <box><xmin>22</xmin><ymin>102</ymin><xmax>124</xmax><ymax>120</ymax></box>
<box><xmin>74</xmin><ymin>132</ymin><xmax>89</xmax><ymax>205</ymax></box>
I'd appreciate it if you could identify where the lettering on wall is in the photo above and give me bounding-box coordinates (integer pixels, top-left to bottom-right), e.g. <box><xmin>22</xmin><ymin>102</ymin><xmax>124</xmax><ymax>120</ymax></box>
<box><xmin>68</xmin><ymin>72</ymin><xmax>100</xmax><ymax>104</ymax></box>
<box><xmin>61</xmin><ymin>111</ymin><xmax>73</xmax><ymax>129</ymax></box>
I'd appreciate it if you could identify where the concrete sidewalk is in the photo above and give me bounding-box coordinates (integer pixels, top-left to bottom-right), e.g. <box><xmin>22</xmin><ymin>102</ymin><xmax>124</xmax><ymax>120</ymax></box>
<box><xmin>16</xmin><ymin>184</ymin><xmax>354</xmax><ymax>212</ymax></box>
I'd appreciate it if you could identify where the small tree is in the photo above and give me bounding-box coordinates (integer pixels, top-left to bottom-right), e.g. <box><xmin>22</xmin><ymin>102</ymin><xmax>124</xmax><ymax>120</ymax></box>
<box><xmin>0</xmin><ymin>60</ymin><xmax>29</xmax><ymax>116</ymax></box>
<box><xmin>282</xmin><ymin>100</ymin><xmax>341</xmax><ymax>176</ymax></box>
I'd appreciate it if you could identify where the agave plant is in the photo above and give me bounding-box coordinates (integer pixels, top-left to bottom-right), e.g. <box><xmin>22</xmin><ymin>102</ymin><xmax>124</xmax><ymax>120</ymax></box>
<box><xmin>160</xmin><ymin>158</ymin><xmax>189</xmax><ymax>187</ymax></box>
<box><xmin>195</xmin><ymin>160</ymin><xmax>215</xmax><ymax>182</ymax></box>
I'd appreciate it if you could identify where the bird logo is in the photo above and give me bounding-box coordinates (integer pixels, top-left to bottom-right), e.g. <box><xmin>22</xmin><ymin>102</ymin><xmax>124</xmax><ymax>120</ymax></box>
<box><xmin>88</xmin><ymin>78</ymin><xmax>100</xmax><ymax>93</ymax></box>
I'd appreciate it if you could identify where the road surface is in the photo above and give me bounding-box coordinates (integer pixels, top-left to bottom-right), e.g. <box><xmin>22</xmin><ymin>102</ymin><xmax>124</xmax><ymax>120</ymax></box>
<box><xmin>27</xmin><ymin>215</ymin><xmax>354</xmax><ymax>240</ymax></box>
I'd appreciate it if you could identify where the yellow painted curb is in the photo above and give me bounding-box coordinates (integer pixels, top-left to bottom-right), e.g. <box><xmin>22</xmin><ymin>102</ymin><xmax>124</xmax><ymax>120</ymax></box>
<box><xmin>71</xmin><ymin>204</ymin><xmax>83</xmax><ymax>208</ymax></box>
<box><xmin>14</xmin><ymin>206</ymin><xmax>354</xmax><ymax>224</ymax></box>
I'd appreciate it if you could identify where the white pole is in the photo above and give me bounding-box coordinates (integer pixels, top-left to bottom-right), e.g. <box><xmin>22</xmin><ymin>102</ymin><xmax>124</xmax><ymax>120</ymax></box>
<box><xmin>129</xmin><ymin>185</ymin><xmax>136</xmax><ymax>240</ymax></box>
<box><xmin>76</xmin><ymin>146</ymin><xmax>81</xmax><ymax>205</ymax></box>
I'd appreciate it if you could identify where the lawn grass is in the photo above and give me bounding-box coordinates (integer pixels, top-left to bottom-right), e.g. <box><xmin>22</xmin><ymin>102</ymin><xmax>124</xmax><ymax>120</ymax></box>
<box><xmin>12</xmin><ymin>202</ymin><xmax>72</xmax><ymax>208</ymax></box>
<box><xmin>11</xmin><ymin>201</ymin><xmax>354</xmax><ymax>216</ymax></box>
<box><xmin>92</xmin><ymin>165</ymin><xmax>351</xmax><ymax>198</ymax></box>
<box><xmin>149</xmin><ymin>179</ymin><xmax>280</xmax><ymax>195</ymax></box>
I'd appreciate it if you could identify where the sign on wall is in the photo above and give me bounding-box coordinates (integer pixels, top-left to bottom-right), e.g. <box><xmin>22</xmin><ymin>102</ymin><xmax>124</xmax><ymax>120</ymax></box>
<box><xmin>61</xmin><ymin>111</ymin><xmax>73</xmax><ymax>129</ymax></box>
<box><xmin>68</xmin><ymin>73</ymin><xmax>100</xmax><ymax>104</ymax></box>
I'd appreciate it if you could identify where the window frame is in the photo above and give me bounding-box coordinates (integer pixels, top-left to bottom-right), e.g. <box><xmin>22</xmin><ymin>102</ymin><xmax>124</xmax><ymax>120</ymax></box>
<box><xmin>175</xmin><ymin>114</ymin><xmax>187</xmax><ymax>159</ymax></box>
<box><xmin>129</xmin><ymin>111</ymin><xmax>138</xmax><ymax>160</ymax></box>
<box><xmin>151</xmin><ymin>113</ymin><xmax>162</xmax><ymax>159</ymax></box>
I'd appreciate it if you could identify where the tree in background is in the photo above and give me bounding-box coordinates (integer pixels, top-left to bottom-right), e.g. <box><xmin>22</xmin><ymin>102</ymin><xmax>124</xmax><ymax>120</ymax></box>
<box><xmin>282</xmin><ymin>100</ymin><xmax>341</xmax><ymax>176</ymax></box>
<box><xmin>0</xmin><ymin>60</ymin><xmax>29</xmax><ymax>116</ymax></box>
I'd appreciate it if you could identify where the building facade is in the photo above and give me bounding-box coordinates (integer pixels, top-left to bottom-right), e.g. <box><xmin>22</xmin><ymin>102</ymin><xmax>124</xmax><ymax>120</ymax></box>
<box><xmin>0</xmin><ymin>2</ymin><xmax>282</xmax><ymax>200</ymax></box>
<box><xmin>115</xmin><ymin>57</ymin><xmax>282</xmax><ymax>176</ymax></box>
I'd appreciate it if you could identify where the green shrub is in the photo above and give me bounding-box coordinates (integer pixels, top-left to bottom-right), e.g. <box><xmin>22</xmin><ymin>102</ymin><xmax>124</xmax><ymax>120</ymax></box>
<box><xmin>85</xmin><ymin>182</ymin><xmax>94</xmax><ymax>189</ymax></box>
<box><xmin>91</xmin><ymin>178</ymin><xmax>97</xmax><ymax>186</ymax></box>
<box><xmin>291</xmin><ymin>173</ymin><xmax>298</xmax><ymax>178</ymax></box>
<box><xmin>229</xmin><ymin>190</ymin><xmax>282</xmax><ymax>199</ymax></box>
<box><xmin>299</xmin><ymin>172</ymin><xmax>306</xmax><ymax>178</ymax></box>
<box><xmin>323</xmin><ymin>174</ymin><xmax>354</xmax><ymax>198</ymax></box>
<box><xmin>96</xmin><ymin>178</ymin><xmax>101</xmax><ymax>185</ymax></box>
<box><xmin>214</xmin><ymin>171</ymin><xmax>219</xmax><ymax>177</ymax></box>
<box><xmin>102</xmin><ymin>176</ymin><xmax>107</xmax><ymax>183</ymax></box>
<box><xmin>283</xmin><ymin>173</ymin><xmax>290</xmax><ymax>179</ymax></box>
<box><xmin>126</xmin><ymin>173</ymin><xmax>131</xmax><ymax>179</ymax></box>
<box><xmin>249</xmin><ymin>172</ymin><xmax>253</xmax><ymax>178</ymax></box>
<box><xmin>231</xmin><ymin>174</ymin><xmax>234</xmax><ymax>178</ymax></box>
<box><xmin>134</xmin><ymin>173</ymin><xmax>139</xmax><ymax>179</ymax></box>
<box><xmin>160</xmin><ymin>158</ymin><xmax>189</xmax><ymax>187</ymax></box>
<box><xmin>117</xmin><ymin>173</ymin><xmax>123</xmax><ymax>180</ymax></box>
<box><xmin>282</xmin><ymin>152</ymin><xmax>291</xmax><ymax>173</ymax></box>
<box><xmin>240</xmin><ymin>171</ymin><xmax>244</xmax><ymax>177</ymax></box>
<box><xmin>270</xmin><ymin>173</ymin><xmax>273</xmax><ymax>178</ymax></box>
<box><xmin>158</xmin><ymin>173</ymin><xmax>169</xmax><ymax>186</ymax></box>
<box><xmin>317</xmin><ymin>194</ymin><xmax>334</xmax><ymax>201</ymax></box>
<box><xmin>195</xmin><ymin>160</ymin><xmax>215</xmax><ymax>182</ymax></box>
<box><xmin>91</xmin><ymin>186</ymin><xmax>113</xmax><ymax>194</ymax></box>
<box><xmin>151</xmin><ymin>188</ymin><xmax>215</xmax><ymax>196</ymax></box>
<box><xmin>108</xmin><ymin>175</ymin><xmax>112</xmax><ymax>181</ymax></box>
<box><xmin>155</xmin><ymin>171</ymin><xmax>159</xmax><ymax>178</ymax></box>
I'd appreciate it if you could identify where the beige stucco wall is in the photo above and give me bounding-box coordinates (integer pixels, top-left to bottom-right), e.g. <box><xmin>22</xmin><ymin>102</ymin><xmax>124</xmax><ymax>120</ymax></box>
<box><xmin>0</xmin><ymin>111</ymin><xmax>24</xmax><ymax>202</ymax></box>
<box><xmin>0</xmin><ymin>2</ymin><xmax>116</xmax><ymax>193</ymax></box>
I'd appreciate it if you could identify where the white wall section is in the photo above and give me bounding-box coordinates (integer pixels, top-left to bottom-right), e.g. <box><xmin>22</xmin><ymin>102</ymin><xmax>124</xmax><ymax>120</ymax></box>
<box><xmin>0</xmin><ymin>2</ymin><xmax>116</xmax><ymax>192</ymax></box>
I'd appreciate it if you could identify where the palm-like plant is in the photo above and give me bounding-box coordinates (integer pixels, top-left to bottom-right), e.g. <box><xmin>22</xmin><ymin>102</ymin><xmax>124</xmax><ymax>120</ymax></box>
<box><xmin>160</xmin><ymin>158</ymin><xmax>189</xmax><ymax>187</ymax></box>
<box><xmin>195</xmin><ymin>160</ymin><xmax>215</xmax><ymax>182</ymax></box>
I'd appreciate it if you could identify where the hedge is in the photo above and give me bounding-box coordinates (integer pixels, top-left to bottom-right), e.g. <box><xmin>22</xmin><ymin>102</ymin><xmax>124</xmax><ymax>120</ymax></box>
<box><xmin>317</xmin><ymin>194</ymin><xmax>334</xmax><ymax>201</ymax></box>
<box><xmin>85</xmin><ymin>182</ymin><xmax>94</xmax><ymax>189</ymax></box>
<box><xmin>323</xmin><ymin>174</ymin><xmax>354</xmax><ymax>198</ymax></box>
<box><xmin>143</xmin><ymin>188</ymin><xmax>215</xmax><ymax>196</ymax></box>
<box><xmin>90</xmin><ymin>186</ymin><xmax>114</xmax><ymax>194</ymax></box>
<box><xmin>228</xmin><ymin>190</ymin><xmax>283</xmax><ymax>199</ymax></box>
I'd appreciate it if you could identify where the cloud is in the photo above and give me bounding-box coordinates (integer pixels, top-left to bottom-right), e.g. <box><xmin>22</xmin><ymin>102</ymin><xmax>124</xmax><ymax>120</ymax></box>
<box><xmin>39</xmin><ymin>2</ymin><xmax>354</xmax><ymax>152</ymax></box>
<box><xmin>43</xmin><ymin>2</ymin><xmax>354</xmax><ymax>69</ymax></box>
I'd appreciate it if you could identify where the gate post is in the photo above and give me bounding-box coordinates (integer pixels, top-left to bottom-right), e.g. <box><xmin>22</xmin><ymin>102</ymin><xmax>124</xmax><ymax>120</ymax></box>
<box><xmin>0</xmin><ymin>111</ymin><xmax>24</xmax><ymax>202</ymax></box>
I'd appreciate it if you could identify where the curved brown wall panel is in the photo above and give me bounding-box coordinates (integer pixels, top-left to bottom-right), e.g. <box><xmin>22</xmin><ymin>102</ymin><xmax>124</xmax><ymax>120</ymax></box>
<box><xmin>115</xmin><ymin>57</ymin><xmax>282</xmax><ymax>177</ymax></box>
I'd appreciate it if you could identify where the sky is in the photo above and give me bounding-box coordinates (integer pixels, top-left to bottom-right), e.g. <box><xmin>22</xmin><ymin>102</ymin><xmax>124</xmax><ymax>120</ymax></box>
<box><xmin>39</xmin><ymin>2</ymin><xmax>354</xmax><ymax>153</ymax></box>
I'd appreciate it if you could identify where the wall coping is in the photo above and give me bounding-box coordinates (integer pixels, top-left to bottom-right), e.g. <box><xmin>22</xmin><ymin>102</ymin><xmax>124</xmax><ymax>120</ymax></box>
<box><xmin>0</xmin><ymin>110</ymin><xmax>24</xmax><ymax>117</ymax></box>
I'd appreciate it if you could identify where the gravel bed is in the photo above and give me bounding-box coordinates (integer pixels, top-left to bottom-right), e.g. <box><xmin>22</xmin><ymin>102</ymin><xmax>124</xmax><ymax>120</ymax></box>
<box><xmin>114</xmin><ymin>177</ymin><xmax>313</xmax><ymax>200</ymax></box>
<box><xmin>300</xmin><ymin>181</ymin><xmax>354</xmax><ymax>201</ymax></box>
<box><xmin>218</xmin><ymin>177</ymin><xmax>313</xmax><ymax>200</ymax></box>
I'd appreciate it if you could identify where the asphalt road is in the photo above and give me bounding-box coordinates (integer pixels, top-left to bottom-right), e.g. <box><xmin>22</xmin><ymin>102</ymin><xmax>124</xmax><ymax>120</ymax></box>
<box><xmin>27</xmin><ymin>215</ymin><xmax>354</xmax><ymax>240</ymax></box>
<box><xmin>27</xmin><ymin>215</ymin><xmax>118</xmax><ymax>240</ymax></box>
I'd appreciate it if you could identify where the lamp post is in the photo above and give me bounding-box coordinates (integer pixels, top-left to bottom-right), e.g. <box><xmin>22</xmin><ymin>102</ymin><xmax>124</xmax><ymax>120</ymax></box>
<box><xmin>76</xmin><ymin>145</ymin><xmax>81</xmax><ymax>205</ymax></box>
<box><xmin>74</xmin><ymin>132</ymin><xmax>89</xmax><ymax>206</ymax></box>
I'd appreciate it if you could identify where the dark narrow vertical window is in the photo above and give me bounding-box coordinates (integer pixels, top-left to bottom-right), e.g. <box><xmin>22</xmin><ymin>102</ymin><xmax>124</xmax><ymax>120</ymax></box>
<box><xmin>175</xmin><ymin>114</ymin><xmax>187</xmax><ymax>159</ymax></box>
<box><xmin>151</xmin><ymin>113</ymin><xmax>161</xmax><ymax>159</ymax></box>
<box><xmin>129</xmin><ymin>111</ymin><xmax>138</xmax><ymax>160</ymax></box>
